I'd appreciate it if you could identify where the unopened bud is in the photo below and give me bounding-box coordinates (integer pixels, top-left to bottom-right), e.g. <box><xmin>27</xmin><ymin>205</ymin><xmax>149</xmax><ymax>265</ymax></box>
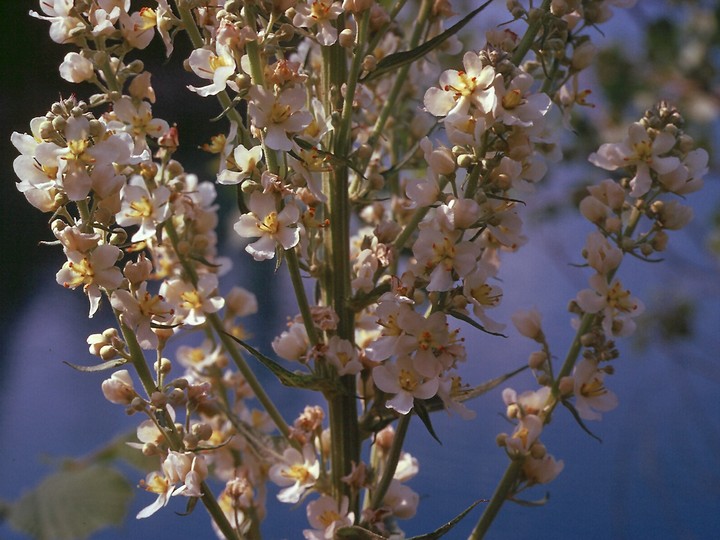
<box><xmin>150</xmin><ymin>391</ymin><xmax>167</xmax><ymax>407</ymax></box>
<box><xmin>375</xmin><ymin>425</ymin><xmax>395</xmax><ymax>451</ymax></box>
<box><xmin>99</xmin><ymin>345</ymin><xmax>118</xmax><ymax>360</ymax></box>
<box><xmin>192</xmin><ymin>422</ymin><xmax>214</xmax><ymax>441</ymax></box>
<box><xmin>183</xmin><ymin>434</ymin><xmax>199</xmax><ymax>450</ymax></box>
<box><xmin>456</xmin><ymin>154</ymin><xmax>474</xmax><ymax>168</ymax></box>
<box><xmin>528</xmin><ymin>351</ymin><xmax>547</xmax><ymax>369</ymax></box>
<box><xmin>142</xmin><ymin>442</ymin><xmax>159</xmax><ymax>456</ymax></box>
<box><xmin>530</xmin><ymin>442</ymin><xmax>547</xmax><ymax>459</ymax></box>
<box><xmin>339</xmin><ymin>28</ymin><xmax>355</xmax><ymax>48</ymax></box>
<box><xmin>558</xmin><ymin>376</ymin><xmax>574</xmax><ymax>396</ymax></box>
<box><xmin>362</xmin><ymin>55</ymin><xmax>377</xmax><ymax>72</ymax></box>
<box><xmin>101</xmin><ymin>370</ymin><xmax>136</xmax><ymax>405</ymax></box>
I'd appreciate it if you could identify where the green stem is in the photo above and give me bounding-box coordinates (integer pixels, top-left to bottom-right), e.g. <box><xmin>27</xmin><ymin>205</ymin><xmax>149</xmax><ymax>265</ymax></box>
<box><xmin>174</xmin><ymin>1</ymin><xmax>251</xmax><ymax>148</ymax></box>
<box><xmin>117</xmin><ymin>309</ymin><xmax>240</xmax><ymax>540</ymax></box>
<box><xmin>207</xmin><ymin>312</ymin><xmax>294</xmax><ymax>444</ymax></box>
<box><xmin>468</xmin><ymin>458</ymin><xmax>524</xmax><ymax>540</ymax></box>
<box><xmin>511</xmin><ymin>0</ymin><xmax>552</xmax><ymax>67</ymax></box>
<box><xmin>200</xmin><ymin>482</ymin><xmax>242</xmax><ymax>540</ymax></box>
<box><xmin>163</xmin><ymin>221</ymin><xmax>293</xmax><ymax>444</ymax></box>
<box><xmin>285</xmin><ymin>246</ymin><xmax>319</xmax><ymax>346</ymax></box>
<box><xmin>366</xmin><ymin>0</ymin><xmax>433</xmax><ymax>151</ymax></box>
<box><xmin>369</xmin><ymin>413</ymin><xmax>411</xmax><ymax>510</ymax></box>
<box><xmin>471</xmin><ymin>199</ymin><xmax>647</xmax><ymax>537</ymax></box>
<box><xmin>117</xmin><ymin>318</ymin><xmax>157</xmax><ymax>395</ymax></box>
<box><xmin>321</xmin><ymin>25</ymin><xmax>360</xmax><ymax>507</ymax></box>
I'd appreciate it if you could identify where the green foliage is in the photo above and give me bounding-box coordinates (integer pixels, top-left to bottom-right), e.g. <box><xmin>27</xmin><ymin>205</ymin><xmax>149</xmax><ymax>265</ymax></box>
<box><xmin>6</xmin><ymin>465</ymin><xmax>132</xmax><ymax>540</ymax></box>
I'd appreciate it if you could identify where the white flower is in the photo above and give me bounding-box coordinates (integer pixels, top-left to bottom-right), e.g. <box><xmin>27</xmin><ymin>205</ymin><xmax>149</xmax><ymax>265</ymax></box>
<box><xmin>293</xmin><ymin>0</ymin><xmax>345</xmax><ymax>46</ymax></box>
<box><xmin>511</xmin><ymin>308</ymin><xmax>543</xmax><ymax>341</ymax></box>
<box><xmin>217</xmin><ymin>144</ymin><xmax>264</xmax><ymax>185</ymax></box>
<box><xmin>589</xmin><ymin>122</ymin><xmax>681</xmax><ymax>197</ymax></box>
<box><xmin>272</xmin><ymin>321</ymin><xmax>310</xmax><ymax>361</ymax></box>
<box><xmin>303</xmin><ymin>495</ymin><xmax>354</xmax><ymax>540</ymax></box>
<box><xmin>233</xmin><ymin>192</ymin><xmax>300</xmax><ymax>261</ymax></box>
<box><xmin>575</xmin><ymin>274</ymin><xmax>644</xmax><ymax>337</ymax></box>
<box><xmin>372</xmin><ymin>355</ymin><xmax>440</xmax><ymax>415</ymax></box>
<box><xmin>116</xmin><ymin>176</ymin><xmax>171</xmax><ymax>242</ymax></box>
<box><xmin>101</xmin><ymin>370</ymin><xmax>136</xmax><ymax>405</ymax></box>
<box><xmin>523</xmin><ymin>453</ymin><xmax>564</xmax><ymax>485</ymax></box>
<box><xmin>269</xmin><ymin>445</ymin><xmax>320</xmax><ymax>503</ymax></box>
<box><xmin>160</xmin><ymin>273</ymin><xmax>225</xmax><ymax>326</ymax></box>
<box><xmin>248</xmin><ymin>85</ymin><xmax>312</xmax><ymax>151</ymax></box>
<box><xmin>59</xmin><ymin>52</ymin><xmax>94</xmax><ymax>82</ymax></box>
<box><xmin>187</xmin><ymin>46</ymin><xmax>237</xmax><ymax>97</ymax></box>
<box><xmin>412</xmin><ymin>226</ymin><xmax>477</xmax><ymax>292</ymax></box>
<box><xmin>56</xmin><ymin>244</ymin><xmax>123</xmax><ymax>317</ymax></box>
<box><xmin>583</xmin><ymin>231</ymin><xmax>622</xmax><ymax>275</ymax></box>
<box><xmin>382</xmin><ymin>480</ymin><xmax>419</xmax><ymax>520</ymax></box>
<box><xmin>572</xmin><ymin>358</ymin><xmax>618</xmax><ymax>420</ymax></box>
<box><xmin>423</xmin><ymin>52</ymin><xmax>497</xmax><ymax>117</ymax></box>
<box><xmin>504</xmin><ymin>414</ymin><xmax>543</xmax><ymax>455</ymax></box>
<box><xmin>325</xmin><ymin>336</ymin><xmax>362</xmax><ymax>375</ymax></box>
<box><xmin>110</xmin><ymin>283</ymin><xmax>173</xmax><ymax>349</ymax></box>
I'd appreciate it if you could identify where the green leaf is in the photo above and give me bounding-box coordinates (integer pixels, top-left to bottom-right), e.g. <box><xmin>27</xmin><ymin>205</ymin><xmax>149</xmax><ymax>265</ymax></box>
<box><xmin>361</xmin><ymin>0</ymin><xmax>495</xmax><ymax>83</ymax></box>
<box><xmin>423</xmin><ymin>364</ymin><xmax>528</xmax><ymax>413</ymax></box>
<box><xmin>407</xmin><ymin>499</ymin><xmax>488</xmax><ymax>540</ymax></box>
<box><xmin>447</xmin><ymin>310</ymin><xmax>507</xmax><ymax>337</ymax></box>
<box><xmin>413</xmin><ymin>399</ymin><xmax>442</xmax><ymax>444</ymax></box>
<box><xmin>510</xmin><ymin>492</ymin><xmax>550</xmax><ymax>507</ymax></box>
<box><xmin>7</xmin><ymin>465</ymin><xmax>133</xmax><ymax>540</ymax></box>
<box><xmin>560</xmin><ymin>399</ymin><xmax>602</xmax><ymax>442</ymax></box>
<box><xmin>90</xmin><ymin>432</ymin><xmax>159</xmax><ymax>473</ymax></box>
<box><xmin>63</xmin><ymin>358</ymin><xmax>128</xmax><ymax>372</ymax></box>
<box><xmin>176</xmin><ymin>496</ymin><xmax>199</xmax><ymax>516</ymax></box>
<box><xmin>222</xmin><ymin>332</ymin><xmax>338</xmax><ymax>391</ymax></box>
<box><xmin>336</xmin><ymin>526</ymin><xmax>388</xmax><ymax>539</ymax></box>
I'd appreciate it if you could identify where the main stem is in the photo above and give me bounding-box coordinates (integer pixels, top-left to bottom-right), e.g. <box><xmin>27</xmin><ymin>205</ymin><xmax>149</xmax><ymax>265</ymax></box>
<box><xmin>322</xmin><ymin>31</ymin><xmax>360</xmax><ymax>506</ymax></box>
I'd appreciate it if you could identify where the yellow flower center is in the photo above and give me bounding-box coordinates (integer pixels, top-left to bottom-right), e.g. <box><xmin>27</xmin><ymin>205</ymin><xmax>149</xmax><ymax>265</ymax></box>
<box><xmin>180</xmin><ymin>289</ymin><xmax>204</xmax><ymax>310</ymax></box>
<box><xmin>606</xmin><ymin>282</ymin><xmax>635</xmax><ymax>312</ymax></box>
<box><xmin>138</xmin><ymin>7</ymin><xmax>157</xmax><ymax>30</ymax></box>
<box><xmin>209</xmin><ymin>54</ymin><xmax>231</xmax><ymax>72</ymax></box>
<box><xmin>398</xmin><ymin>368</ymin><xmax>418</xmax><ymax>392</ymax></box>
<box><xmin>257</xmin><ymin>211</ymin><xmax>280</xmax><ymax>234</ymax></box>
<box><xmin>270</xmin><ymin>102</ymin><xmax>292</xmax><ymax>124</ymax></box>
<box><xmin>66</xmin><ymin>138</ymin><xmax>93</xmax><ymax>164</ymax></box>
<box><xmin>138</xmin><ymin>292</ymin><xmax>171</xmax><ymax>318</ymax></box>
<box><xmin>144</xmin><ymin>473</ymin><xmax>170</xmax><ymax>495</ymax></box>
<box><xmin>632</xmin><ymin>140</ymin><xmax>653</xmax><ymax>162</ymax></box>
<box><xmin>502</xmin><ymin>89</ymin><xmax>523</xmax><ymax>110</ymax></box>
<box><xmin>64</xmin><ymin>258</ymin><xmax>94</xmax><ymax>288</ymax></box>
<box><xmin>471</xmin><ymin>283</ymin><xmax>501</xmax><ymax>306</ymax></box>
<box><xmin>129</xmin><ymin>196</ymin><xmax>154</xmax><ymax>218</ymax></box>
<box><xmin>445</xmin><ymin>70</ymin><xmax>479</xmax><ymax>99</ymax></box>
<box><xmin>283</xmin><ymin>464</ymin><xmax>312</xmax><ymax>483</ymax></box>
<box><xmin>310</xmin><ymin>0</ymin><xmax>332</xmax><ymax>20</ymax></box>
<box><xmin>580</xmin><ymin>377</ymin><xmax>607</xmax><ymax>399</ymax></box>
<box><xmin>319</xmin><ymin>509</ymin><xmax>341</xmax><ymax>527</ymax></box>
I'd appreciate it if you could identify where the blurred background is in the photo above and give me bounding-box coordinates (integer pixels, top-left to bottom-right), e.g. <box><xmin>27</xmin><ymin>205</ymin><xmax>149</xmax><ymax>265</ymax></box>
<box><xmin>1</xmin><ymin>1</ymin><xmax>719</xmax><ymax>539</ymax></box>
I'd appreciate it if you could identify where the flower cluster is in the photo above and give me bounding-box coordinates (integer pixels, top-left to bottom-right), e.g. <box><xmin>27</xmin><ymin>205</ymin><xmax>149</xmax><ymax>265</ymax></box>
<box><xmin>12</xmin><ymin>1</ymin><xmax>705</xmax><ymax>539</ymax></box>
<box><xmin>497</xmin><ymin>102</ymin><xmax>707</xmax><ymax>499</ymax></box>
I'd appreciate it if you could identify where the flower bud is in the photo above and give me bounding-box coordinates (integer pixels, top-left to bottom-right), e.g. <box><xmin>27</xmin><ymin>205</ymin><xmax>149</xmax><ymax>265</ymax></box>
<box><xmin>375</xmin><ymin>425</ymin><xmax>395</xmax><ymax>451</ymax></box>
<box><xmin>530</xmin><ymin>442</ymin><xmax>547</xmax><ymax>459</ymax></box>
<box><xmin>102</xmin><ymin>370</ymin><xmax>136</xmax><ymax>405</ymax></box>
<box><xmin>362</xmin><ymin>55</ymin><xmax>377</xmax><ymax>72</ymax></box>
<box><xmin>339</xmin><ymin>28</ymin><xmax>355</xmax><ymax>48</ymax></box>
<box><xmin>99</xmin><ymin>344</ymin><xmax>119</xmax><ymax>360</ymax></box>
<box><xmin>511</xmin><ymin>308</ymin><xmax>543</xmax><ymax>341</ymax></box>
<box><xmin>558</xmin><ymin>376</ymin><xmax>574</xmax><ymax>396</ymax></box>
<box><xmin>528</xmin><ymin>351</ymin><xmax>547</xmax><ymax>370</ymax></box>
